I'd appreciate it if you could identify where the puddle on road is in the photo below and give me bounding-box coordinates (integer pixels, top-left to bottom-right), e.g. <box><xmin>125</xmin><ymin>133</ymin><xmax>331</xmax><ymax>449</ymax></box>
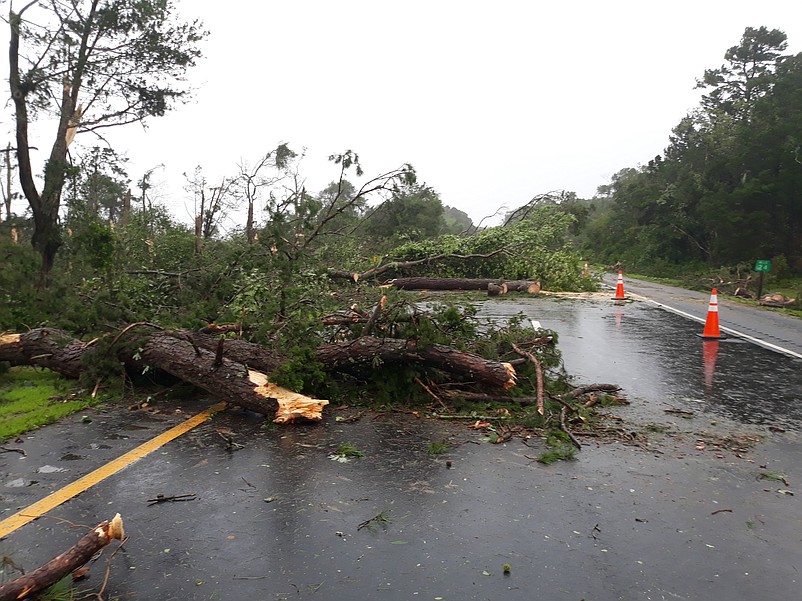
<box><xmin>36</xmin><ymin>465</ymin><xmax>66</xmax><ymax>474</ymax></box>
<box><xmin>477</xmin><ymin>297</ymin><xmax>802</xmax><ymax>430</ymax></box>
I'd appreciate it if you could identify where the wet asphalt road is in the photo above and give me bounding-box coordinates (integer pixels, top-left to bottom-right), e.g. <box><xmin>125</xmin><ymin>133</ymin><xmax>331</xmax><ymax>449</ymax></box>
<box><xmin>1</xmin><ymin>285</ymin><xmax>801</xmax><ymax>601</ymax></box>
<box><xmin>601</xmin><ymin>274</ymin><xmax>802</xmax><ymax>358</ymax></box>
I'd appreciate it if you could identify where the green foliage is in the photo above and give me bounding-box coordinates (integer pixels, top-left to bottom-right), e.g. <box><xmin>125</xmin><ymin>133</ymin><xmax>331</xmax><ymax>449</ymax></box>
<box><xmin>536</xmin><ymin>441</ymin><xmax>577</xmax><ymax>464</ymax></box>
<box><xmin>269</xmin><ymin>347</ymin><xmax>327</xmax><ymax>395</ymax></box>
<box><xmin>427</xmin><ymin>440</ymin><xmax>449</xmax><ymax>456</ymax></box>
<box><xmin>375</xmin><ymin>205</ymin><xmax>591</xmax><ymax>290</ymax></box>
<box><xmin>363</xmin><ymin>184</ymin><xmax>447</xmax><ymax>249</ymax></box>
<box><xmin>330</xmin><ymin>442</ymin><xmax>365</xmax><ymax>462</ymax></box>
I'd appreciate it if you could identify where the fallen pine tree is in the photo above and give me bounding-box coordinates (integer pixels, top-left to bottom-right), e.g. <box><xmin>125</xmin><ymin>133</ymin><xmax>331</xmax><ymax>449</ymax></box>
<box><xmin>0</xmin><ymin>324</ymin><xmax>519</xmax><ymax>422</ymax></box>
<box><xmin>0</xmin><ymin>327</ymin><xmax>329</xmax><ymax>423</ymax></box>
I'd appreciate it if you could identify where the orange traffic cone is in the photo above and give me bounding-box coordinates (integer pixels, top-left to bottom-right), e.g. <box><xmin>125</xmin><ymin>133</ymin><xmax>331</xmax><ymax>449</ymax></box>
<box><xmin>583</xmin><ymin>262</ymin><xmax>589</xmax><ymax>276</ymax></box>
<box><xmin>698</xmin><ymin>289</ymin><xmax>726</xmax><ymax>339</ymax></box>
<box><xmin>611</xmin><ymin>270</ymin><xmax>627</xmax><ymax>300</ymax></box>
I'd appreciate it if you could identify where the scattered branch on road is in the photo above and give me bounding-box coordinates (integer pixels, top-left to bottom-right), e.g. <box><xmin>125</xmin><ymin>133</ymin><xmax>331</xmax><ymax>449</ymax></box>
<box><xmin>146</xmin><ymin>493</ymin><xmax>197</xmax><ymax>506</ymax></box>
<box><xmin>0</xmin><ymin>514</ymin><xmax>124</xmax><ymax>601</ymax></box>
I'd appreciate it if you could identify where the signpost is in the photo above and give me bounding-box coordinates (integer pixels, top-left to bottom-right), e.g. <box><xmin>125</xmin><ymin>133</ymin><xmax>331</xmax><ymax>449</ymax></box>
<box><xmin>755</xmin><ymin>260</ymin><xmax>771</xmax><ymax>298</ymax></box>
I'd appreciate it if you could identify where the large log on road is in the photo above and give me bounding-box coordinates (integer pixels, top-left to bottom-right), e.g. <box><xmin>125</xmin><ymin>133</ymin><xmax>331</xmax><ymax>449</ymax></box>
<box><xmin>315</xmin><ymin>337</ymin><xmax>517</xmax><ymax>389</ymax></box>
<box><xmin>186</xmin><ymin>333</ymin><xmax>517</xmax><ymax>390</ymax></box>
<box><xmin>391</xmin><ymin>277</ymin><xmax>503</xmax><ymax>291</ymax></box>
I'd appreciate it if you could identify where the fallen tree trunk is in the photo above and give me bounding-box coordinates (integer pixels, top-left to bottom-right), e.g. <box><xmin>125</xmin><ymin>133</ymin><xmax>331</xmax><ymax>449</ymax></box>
<box><xmin>487</xmin><ymin>282</ymin><xmax>506</xmax><ymax>296</ymax></box>
<box><xmin>138</xmin><ymin>331</ymin><xmax>328</xmax><ymax>423</ymax></box>
<box><xmin>185</xmin><ymin>332</ymin><xmax>518</xmax><ymax>390</ymax></box>
<box><xmin>504</xmin><ymin>280</ymin><xmax>541</xmax><ymax>293</ymax></box>
<box><xmin>0</xmin><ymin>328</ymin><xmax>328</xmax><ymax>423</ymax></box>
<box><xmin>0</xmin><ymin>329</ymin><xmax>88</xmax><ymax>378</ymax></box>
<box><xmin>326</xmin><ymin>249</ymin><xmax>507</xmax><ymax>283</ymax></box>
<box><xmin>314</xmin><ymin>337</ymin><xmax>517</xmax><ymax>390</ymax></box>
<box><xmin>390</xmin><ymin>277</ymin><xmax>541</xmax><ymax>293</ymax></box>
<box><xmin>0</xmin><ymin>514</ymin><xmax>124</xmax><ymax>601</ymax></box>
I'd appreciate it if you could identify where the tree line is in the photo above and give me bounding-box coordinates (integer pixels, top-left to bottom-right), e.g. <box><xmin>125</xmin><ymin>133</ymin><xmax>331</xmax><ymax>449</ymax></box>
<box><xmin>575</xmin><ymin>26</ymin><xmax>802</xmax><ymax>276</ymax></box>
<box><xmin>4</xmin><ymin>3</ymin><xmax>799</xmax><ymax>293</ymax></box>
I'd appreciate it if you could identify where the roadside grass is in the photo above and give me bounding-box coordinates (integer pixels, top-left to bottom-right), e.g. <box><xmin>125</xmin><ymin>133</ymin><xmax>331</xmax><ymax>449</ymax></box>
<box><xmin>0</xmin><ymin>367</ymin><xmax>98</xmax><ymax>441</ymax></box>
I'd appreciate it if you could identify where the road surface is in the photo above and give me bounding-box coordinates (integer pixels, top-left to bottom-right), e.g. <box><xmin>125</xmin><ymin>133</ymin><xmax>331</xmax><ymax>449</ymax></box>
<box><xmin>1</xmin><ymin>289</ymin><xmax>801</xmax><ymax>600</ymax></box>
<box><xmin>603</xmin><ymin>273</ymin><xmax>802</xmax><ymax>358</ymax></box>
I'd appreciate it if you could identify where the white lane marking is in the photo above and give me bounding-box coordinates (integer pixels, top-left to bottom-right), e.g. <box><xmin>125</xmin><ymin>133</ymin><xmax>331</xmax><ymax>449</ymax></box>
<box><xmin>642</xmin><ymin>298</ymin><xmax>802</xmax><ymax>360</ymax></box>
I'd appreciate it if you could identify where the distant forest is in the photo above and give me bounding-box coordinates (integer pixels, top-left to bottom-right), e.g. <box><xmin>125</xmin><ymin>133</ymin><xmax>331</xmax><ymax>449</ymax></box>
<box><xmin>564</xmin><ymin>26</ymin><xmax>802</xmax><ymax>276</ymax></box>
<box><xmin>2</xmin><ymin>24</ymin><xmax>800</xmax><ymax>288</ymax></box>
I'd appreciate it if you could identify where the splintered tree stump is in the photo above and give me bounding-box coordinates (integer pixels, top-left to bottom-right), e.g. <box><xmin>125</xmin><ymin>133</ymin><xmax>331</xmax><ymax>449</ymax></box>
<box><xmin>247</xmin><ymin>371</ymin><xmax>327</xmax><ymax>423</ymax></box>
<box><xmin>0</xmin><ymin>328</ymin><xmax>328</xmax><ymax>423</ymax></box>
<box><xmin>0</xmin><ymin>514</ymin><xmax>124</xmax><ymax>601</ymax></box>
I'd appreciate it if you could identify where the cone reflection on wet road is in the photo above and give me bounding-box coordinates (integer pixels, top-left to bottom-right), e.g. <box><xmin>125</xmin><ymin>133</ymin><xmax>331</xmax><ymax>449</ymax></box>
<box><xmin>703</xmin><ymin>340</ymin><xmax>720</xmax><ymax>393</ymax></box>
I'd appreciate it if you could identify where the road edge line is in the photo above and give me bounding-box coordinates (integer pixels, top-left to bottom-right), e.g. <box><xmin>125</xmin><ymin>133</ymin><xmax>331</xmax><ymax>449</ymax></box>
<box><xmin>644</xmin><ymin>299</ymin><xmax>802</xmax><ymax>360</ymax></box>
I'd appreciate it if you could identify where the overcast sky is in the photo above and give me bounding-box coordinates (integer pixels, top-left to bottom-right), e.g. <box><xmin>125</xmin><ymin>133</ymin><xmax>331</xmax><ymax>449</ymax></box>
<box><xmin>7</xmin><ymin>0</ymin><xmax>802</xmax><ymax>228</ymax></box>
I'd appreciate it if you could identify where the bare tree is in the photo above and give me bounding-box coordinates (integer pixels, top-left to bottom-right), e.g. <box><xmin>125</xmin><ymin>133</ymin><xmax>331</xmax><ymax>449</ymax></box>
<box><xmin>184</xmin><ymin>166</ymin><xmax>238</xmax><ymax>254</ymax></box>
<box><xmin>237</xmin><ymin>144</ymin><xmax>294</xmax><ymax>245</ymax></box>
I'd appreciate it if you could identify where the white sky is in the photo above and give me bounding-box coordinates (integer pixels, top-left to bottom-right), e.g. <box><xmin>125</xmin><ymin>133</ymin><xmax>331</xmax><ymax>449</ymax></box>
<box><xmin>5</xmin><ymin>0</ymin><xmax>802</xmax><ymax>228</ymax></box>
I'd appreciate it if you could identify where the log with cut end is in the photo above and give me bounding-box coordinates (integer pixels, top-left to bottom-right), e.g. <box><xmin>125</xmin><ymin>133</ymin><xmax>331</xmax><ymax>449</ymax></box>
<box><xmin>487</xmin><ymin>282</ymin><xmax>507</xmax><ymax>296</ymax></box>
<box><xmin>0</xmin><ymin>514</ymin><xmax>124</xmax><ymax>601</ymax></box>
<box><xmin>504</xmin><ymin>280</ymin><xmax>541</xmax><ymax>293</ymax></box>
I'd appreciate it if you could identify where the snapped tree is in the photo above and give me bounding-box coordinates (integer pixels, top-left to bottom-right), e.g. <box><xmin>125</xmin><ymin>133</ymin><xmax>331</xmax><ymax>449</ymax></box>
<box><xmin>8</xmin><ymin>0</ymin><xmax>206</xmax><ymax>279</ymax></box>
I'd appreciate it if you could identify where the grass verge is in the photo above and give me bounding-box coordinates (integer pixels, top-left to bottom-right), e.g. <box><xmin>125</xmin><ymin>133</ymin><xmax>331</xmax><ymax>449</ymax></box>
<box><xmin>0</xmin><ymin>367</ymin><xmax>99</xmax><ymax>442</ymax></box>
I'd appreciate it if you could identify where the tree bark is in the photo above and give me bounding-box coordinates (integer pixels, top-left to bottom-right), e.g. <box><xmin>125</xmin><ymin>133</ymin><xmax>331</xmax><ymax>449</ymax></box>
<box><xmin>184</xmin><ymin>332</ymin><xmax>517</xmax><ymax>390</ymax></box>
<box><xmin>314</xmin><ymin>337</ymin><xmax>517</xmax><ymax>390</ymax></box>
<box><xmin>392</xmin><ymin>277</ymin><xmax>504</xmax><ymax>291</ymax></box>
<box><xmin>504</xmin><ymin>280</ymin><xmax>541</xmax><ymax>293</ymax></box>
<box><xmin>0</xmin><ymin>328</ymin><xmax>517</xmax><ymax>418</ymax></box>
<box><xmin>0</xmin><ymin>329</ymin><xmax>87</xmax><ymax>378</ymax></box>
<box><xmin>0</xmin><ymin>514</ymin><xmax>124</xmax><ymax>601</ymax></box>
<box><xmin>487</xmin><ymin>282</ymin><xmax>506</xmax><ymax>296</ymax></box>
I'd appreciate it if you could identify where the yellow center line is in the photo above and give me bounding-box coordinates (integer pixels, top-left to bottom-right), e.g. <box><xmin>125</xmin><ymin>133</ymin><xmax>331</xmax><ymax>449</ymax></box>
<box><xmin>0</xmin><ymin>401</ymin><xmax>228</xmax><ymax>539</ymax></box>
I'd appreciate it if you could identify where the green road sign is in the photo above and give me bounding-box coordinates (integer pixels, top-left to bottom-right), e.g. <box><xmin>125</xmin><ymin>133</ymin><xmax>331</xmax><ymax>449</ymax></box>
<box><xmin>755</xmin><ymin>260</ymin><xmax>771</xmax><ymax>273</ymax></box>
